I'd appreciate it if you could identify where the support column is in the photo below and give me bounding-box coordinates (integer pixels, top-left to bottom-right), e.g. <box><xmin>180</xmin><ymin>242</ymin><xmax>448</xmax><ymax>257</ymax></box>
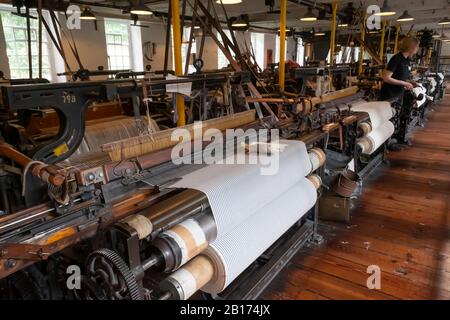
<box><xmin>330</xmin><ymin>2</ymin><xmax>338</xmax><ymax>66</ymax></box>
<box><xmin>171</xmin><ymin>0</ymin><xmax>186</xmax><ymax>126</ymax></box>
<box><xmin>278</xmin><ymin>0</ymin><xmax>287</xmax><ymax>93</ymax></box>
<box><xmin>358</xmin><ymin>12</ymin><xmax>366</xmax><ymax>75</ymax></box>
<box><xmin>379</xmin><ymin>20</ymin><xmax>387</xmax><ymax>62</ymax></box>
<box><xmin>393</xmin><ymin>24</ymin><xmax>400</xmax><ymax>54</ymax></box>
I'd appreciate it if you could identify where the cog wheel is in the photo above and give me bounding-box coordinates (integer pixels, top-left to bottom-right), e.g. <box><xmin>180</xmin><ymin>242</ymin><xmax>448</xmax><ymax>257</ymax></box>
<box><xmin>86</xmin><ymin>248</ymin><xmax>141</xmax><ymax>300</ymax></box>
<box><xmin>71</xmin><ymin>275</ymin><xmax>107</xmax><ymax>300</ymax></box>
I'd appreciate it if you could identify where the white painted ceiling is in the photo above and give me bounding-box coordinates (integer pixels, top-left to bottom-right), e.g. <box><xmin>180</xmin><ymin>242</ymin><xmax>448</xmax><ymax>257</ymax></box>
<box><xmin>79</xmin><ymin>0</ymin><xmax>450</xmax><ymax>32</ymax></box>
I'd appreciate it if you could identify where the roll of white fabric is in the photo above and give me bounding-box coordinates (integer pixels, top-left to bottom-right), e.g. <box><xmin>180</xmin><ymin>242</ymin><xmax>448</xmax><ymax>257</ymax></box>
<box><xmin>412</xmin><ymin>84</ymin><xmax>427</xmax><ymax>108</ymax></box>
<box><xmin>427</xmin><ymin>77</ymin><xmax>437</xmax><ymax>94</ymax></box>
<box><xmin>351</xmin><ymin>101</ymin><xmax>395</xmax><ymax>130</ymax></box>
<box><xmin>171</xmin><ymin>140</ymin><xmax>312</xmax><ymax>237</ymax></box>
<box><xmin>201</xmin><ymin>178</ymin><xmax>317</xmax><ymax>293</ymax></box>
<box><xmin>358</xmin><ymin>121</ymin><xmax>395</xmax><ymax>155</ymax></box>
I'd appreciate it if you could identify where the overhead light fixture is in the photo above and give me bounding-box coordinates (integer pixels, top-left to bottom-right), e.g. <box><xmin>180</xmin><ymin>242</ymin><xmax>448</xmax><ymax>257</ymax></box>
<box><xmin>438</xmin><ymin>17</ymin><xmax>450</xmax><ymax>25</ymax></box>
<box><xmin>80</xmin><ymin>7</ymin><xmax>96</xmax><ymax>20</ymax></box>
<box><xmin>375</xmin><ymin>0</ymin><xmax>396</xmax><ymax>16</ymax></box>
<box><xmin>232</xmin><ymin>22</ymin><xmax>247</xmax><ymax>27</ymax></box>
<box><xmin>231</xmin><ymin>14</ymin><xmax>249</xmax><ymax>30</ymax></box>
<box><xmin>397</xmin><ymin>10</ymin><xmax>414</xmax><ymax>22</ymax></box>
<box><xmin>216</xmin><ymin>0</ymin><xmax>242</xmax><ymax>4</ymax></box>
<box><xmin>130</xmin><ymin>1</ymin><xmax>153</xmax><ymax>15</ymax></box>
<box><xmin>312</xmin><ymin>28</ymin><xmax>325</xmax><ymax>36</ymax></box>
<box><xmin>338</xmin><ymin>23</ymin><xmax>348</xmax><ymax>27</ymax></box>
<box><xmin>300</xmin><ymin>7</ymin><xmax>317</xmax><ymax>22</ymax></box>
<box><xmin>439</xmin><ymin>33</ymin><xmax>450</xmax><ymax>41</ymax></box>
<box><xmin>432</xmin><ymin>31</ymin><xmax>440</xmax><ymax>38</ymax></box>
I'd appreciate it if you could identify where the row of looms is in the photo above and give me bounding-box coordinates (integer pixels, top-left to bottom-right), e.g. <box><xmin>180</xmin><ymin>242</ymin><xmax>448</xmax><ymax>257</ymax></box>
<box><xmin>0</xmin><ymin>0</ymin><xmax>448</xmax><ymax>300</ymax></box>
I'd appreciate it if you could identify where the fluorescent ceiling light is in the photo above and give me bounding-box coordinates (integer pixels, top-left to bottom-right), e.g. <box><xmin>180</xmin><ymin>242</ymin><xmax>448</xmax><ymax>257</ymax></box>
<box><xmin>216</xmin><ymin>0</ymin><xmax>242</xmax><ymax>4</ymax></box>
<box><xmin>130</xmin><ymin>2</ymin><xmax>153</xmax><ymax>15</ymax></box>
<box><xmin>80</xmin><ymin>7</ymin><xmax>96</xmax><ymax>20</ymax></box>
<box><xmin>438</xmin><ymin>17</ymin><xmax>450</xmax><ymax>25</ymax></box>
<box><xmin>397</xmin><ymin>10</ymin><xmax>414</xmax><ymax>22</ymax></box>
<box><xmin>300</xmin><ymin>8</ymin><xmax>317</xmax><ymax>22</ymax></box>
<box><xmin>375</xmin><ymin>0</ymin><xmax>396</xmax><ymax>16</ymax></box>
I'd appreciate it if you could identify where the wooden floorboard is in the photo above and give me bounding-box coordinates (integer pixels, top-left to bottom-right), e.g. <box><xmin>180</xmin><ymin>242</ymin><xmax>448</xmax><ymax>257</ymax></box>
<box><xmin>262</xmin><ymin>95</ymin><xmax>450</xmax><ymax>300</ymax></box>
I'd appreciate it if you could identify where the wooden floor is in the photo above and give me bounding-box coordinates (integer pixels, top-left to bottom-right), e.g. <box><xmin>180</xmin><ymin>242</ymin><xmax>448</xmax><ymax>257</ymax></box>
<box><xmin>262</xmin><ymin>94</ymin><xmax>450</xmax><ymax>300</ymax></box>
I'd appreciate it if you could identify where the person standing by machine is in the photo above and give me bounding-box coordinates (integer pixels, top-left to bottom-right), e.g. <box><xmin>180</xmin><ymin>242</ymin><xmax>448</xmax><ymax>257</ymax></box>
<box><xmin>380</xmin><ymin>36</ymin><xmax>420</xmax><ymax>101</ymax></box>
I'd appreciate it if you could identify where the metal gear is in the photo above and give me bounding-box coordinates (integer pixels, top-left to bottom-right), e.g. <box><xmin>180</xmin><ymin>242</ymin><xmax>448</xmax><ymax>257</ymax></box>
<box><xmin>71</xmin><ymin>275</ymin><xmax>107</xmax><ymax>300</ymax></box>
<box><xmin>86</xmin><ymin>248</ymin><xmax>141</xmax><ymax>300</ymax></box>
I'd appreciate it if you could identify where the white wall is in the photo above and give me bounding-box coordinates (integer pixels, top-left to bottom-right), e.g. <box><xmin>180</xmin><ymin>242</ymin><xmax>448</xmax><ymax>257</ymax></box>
<box><xmin>198</xmin><ymin>36</ymin><xmax>218</xmax><ymax>71</ymax></box>
<box><xmin>441</xmin><ymin>42</ymin><xmax>450</xmax><ymax>56</ymax></box>
<box><xmin>0</xmin><ymin>8</ymin><xmax>290</xmax><ymax>78</ymax></box>
<box><xmin>264</xmin><ymin>33</ymin><xmax>276</xmax><ymax>68</ymax></box>
<box><xmin>140</xmin><ymin>22</ymin><xmax>172</xmax><ymax>71</ymax></box>
<box><xmin>58</xmin><ymin>15</ymin><xmax>108</xmax><ymax>73</ymax></box>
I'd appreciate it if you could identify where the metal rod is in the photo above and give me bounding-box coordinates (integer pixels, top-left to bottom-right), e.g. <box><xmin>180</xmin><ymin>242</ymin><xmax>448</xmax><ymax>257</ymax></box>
<box><xmin>142</xmin><ymin>189</ymin><xmax>209</xmax><ymax>238</ymax></box>
<box><xmin>163</xmin><ymin>0</ymin><xmax>172</xmax><ymax>76</ymax></box>
<box><xmin>26</xmin><ymin>6</ymin><xmax>32</xmax><ymax>79</ymax></box>
<box><xmin>141</xmin><ymin>255</ymin><xmax>160</xmax><ymax>271</ymax></box>
<box><xmin>158</xmin><ymin>291</ymin><xmax>172</xmax><ymax>300</ymax></box>
<box><xmin>37</xmin><ymin>0</ymin><xmax>43</xmax><ymax>78</ymax></box>
<box><xmin>184</xmin><ymin>0</ymin><xmax>198</xmax><ymax>75</ymax></box>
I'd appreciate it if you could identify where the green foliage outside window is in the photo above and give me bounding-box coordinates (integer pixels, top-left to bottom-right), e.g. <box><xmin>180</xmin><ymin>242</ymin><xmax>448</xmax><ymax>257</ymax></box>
<box><xmin>1</xmin><ymin>11</ymin><xmax>51</xmax><ymax>79</ymax></box>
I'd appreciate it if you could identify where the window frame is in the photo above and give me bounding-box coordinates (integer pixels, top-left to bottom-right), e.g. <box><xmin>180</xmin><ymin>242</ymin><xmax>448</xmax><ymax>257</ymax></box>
<box><xmin>250</xmin><ymin>32</ymin><xmax>265</xmax><ymax>70</ymax></box>
<box><xmin>104</xmin><ymin>18</ymin><xmax>133</xmax><ymax>71</ymax></box>
<box><xmin>217</xmin><ymin>29</ymin><xmax>232</xmax><ymax>69</ymax></box>
<box><xmin>0</xmin><ymin>6</ymin><xmax>55</xmax><ymax>80</ymax></box>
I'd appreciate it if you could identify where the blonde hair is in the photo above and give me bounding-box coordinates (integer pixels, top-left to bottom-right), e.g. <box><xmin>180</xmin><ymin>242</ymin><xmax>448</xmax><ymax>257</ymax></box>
<box><xmin>399</xmin><ymin>36</ymin><xmax>419</xmax><ymax>52</ymax></box>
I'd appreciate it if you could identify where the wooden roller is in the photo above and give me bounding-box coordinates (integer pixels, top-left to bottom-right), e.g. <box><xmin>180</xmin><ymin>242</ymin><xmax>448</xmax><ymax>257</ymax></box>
<box><xmin>308</xmin><ymin>147</ymin><xmax>326</xmax><ymax>173</ymax></box>
<box><xmin>0</xmin><ymin>142</ymin><xmax>65</xmax><ymax>187</ymax></box>
<box><xmin>160</xmin><ymin>255</ymin><xmax>214</xmax><ymax>300</ymax></box>
<box><xmin>357</xmin><ymin>121</ymin><xmax>372</xmax><ymax>138</ymax></box>
<box><xmin>102</xmin><ymin>110</ymin><xmax>257</xmax><ymax>162</ymax></box>
<box><xmin>309</xmin><ymin>86</ymin><xmax>359</xmax><ymax>107</ymax></box>
<box><xmin>307</xmin><ymin>174</ymin><xmax>322</xmax><ymax>190</ymax></box>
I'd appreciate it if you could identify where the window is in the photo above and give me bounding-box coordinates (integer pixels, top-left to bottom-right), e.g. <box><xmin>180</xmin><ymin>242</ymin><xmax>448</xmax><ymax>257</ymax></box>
<box><xmin>250</xmin><ymin>32</ymin><xmax>265</xmax><ymax>69</ymax></box>
<box><xmin>296</xmin><ymin>38</ymin><xmax>304</xmax><ymax>66</ymax></box>
<box><xmin>0</xmin><ymin>10</ymin><xmax>51</xmax><ymax>79</ymax></box>
<box><xmin>217</xmin><ymin>29</ymin><xmax>232</xmax><ymax>69</ymax></box>
<box><xmin>170</xmin><ymin>27</ymin><xmax>197</xmax><ymax>74</ymax></box>
<box><xmin>336</xmin><ymin>46</ymin><xmax>359</xmax><ymax>64</ymax></box>
<box><xmin>275</xmin><ymin>36</ymin><xmax>287</xmax><ymax>63</ymax></box>
<box><xmin>104</xmin><ymin>19</ymin><xmax>131</xmax><ymax>70</ymax></box>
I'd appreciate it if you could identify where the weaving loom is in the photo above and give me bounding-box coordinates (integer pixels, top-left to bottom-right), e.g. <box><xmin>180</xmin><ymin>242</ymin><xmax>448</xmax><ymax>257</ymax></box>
<box><xmin>351</xmin><ymin>101</ymin><xmax>396</xmax><ymax>155</ymax></box>
<box><xmin>0</xmin><ymin>65</ymin><xmax>437</xmax><ymax>300</ymax></box>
